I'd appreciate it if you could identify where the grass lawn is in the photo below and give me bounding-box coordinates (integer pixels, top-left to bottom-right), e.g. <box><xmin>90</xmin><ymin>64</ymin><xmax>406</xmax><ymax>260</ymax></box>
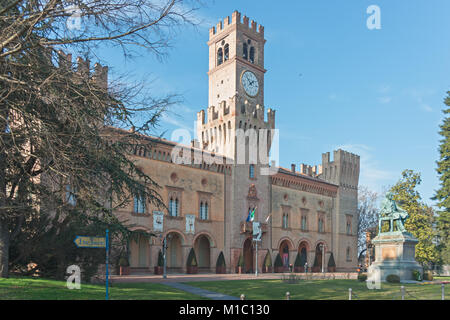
<box><xmin>0</xmin><ymin>277</ymin><xmax>205</xmax><ymax>300</ymax></box>
<box><xmin>185</xmin><ymin>279</ymin><xmax>447</xmax><ymax>300</ymax></box>
<box><xmin>435</xmin><ymin>276</ymin><xmax>450</xmax><ymax>281</ymax></box>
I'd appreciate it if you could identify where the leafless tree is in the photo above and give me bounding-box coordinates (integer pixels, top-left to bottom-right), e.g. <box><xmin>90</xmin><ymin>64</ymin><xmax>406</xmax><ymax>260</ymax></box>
<box><xmin>0</xmin><ymin>0</ymin><xmax>201</xmax><ymax>278</ymax></box>
<box><xmin>357</xmin><ymin>186</ymin><xmax>379</xmax><ymax>259</ymax></box>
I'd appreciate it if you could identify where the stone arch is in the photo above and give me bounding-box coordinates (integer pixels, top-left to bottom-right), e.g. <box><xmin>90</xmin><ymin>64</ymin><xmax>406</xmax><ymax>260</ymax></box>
<box><xmin>242</xmin><ymin>236</ymin><xmax>254</xmax><ymax>273</ymax></box>
<box><xmin>297</xmin><ymin>238</ymin><xmax>312</xmax><ymax>252</ymax></box>
<box><xmin>194</xmin><ymin>234</ymin><xmax>211</xmax><ymax>270</ymax></box>
<box><xmin>277</xmin><ymin>237</ymin><xmax>295</xmax><ymax>251</ymax></box>
<box><xmin>163</xmin><ymin>229</ymin><xmax>186</xmax><ymax>245</ymax></box>
<box><xmin>165</xmin><ymin>231</ymin><xmax>184</xmax><ymax>270</ymax></box>
<box><xmin>312</xmin><ymin>240</ymin><xmax>328</xmax><ymax>272</ymax></box>
<box><xmin>278</xmin><ymin>237</ymin><xmax>294</xmax><ymax>270</ymax></box>
<box><xmin>193</xmin><ymin>231</ymin><xmax>216</xmax><ymax>248</ymax></box>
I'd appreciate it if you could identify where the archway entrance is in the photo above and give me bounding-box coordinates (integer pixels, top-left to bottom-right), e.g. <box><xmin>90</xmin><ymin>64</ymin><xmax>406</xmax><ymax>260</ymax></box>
<box><xmin>130</xmin><ymin>233</ymin><xmax>149</xmax><ymax>268</ymax></box>
<box><xmin>167</xmin><ymin>232</ymin><xmax>182</xmax><ymax>272</ymax></box>
<box><xmin>279</xmin><ymin>240</ymin><xmax>290</xmax><ymax>271</ymax></box>
<box><xmin>194</xmin><ymin>235</ymin><xmax>211</xmax><ymax>272</ymax></box>
<box><xmin>243</xmin><ymin>238</ymin><xmax>253</xmax><ymax>273</ymax></box>
<box><xmin>313</xmin><ymin>243</ymin><xmax>325</xmax><ymax>272</ymax></box>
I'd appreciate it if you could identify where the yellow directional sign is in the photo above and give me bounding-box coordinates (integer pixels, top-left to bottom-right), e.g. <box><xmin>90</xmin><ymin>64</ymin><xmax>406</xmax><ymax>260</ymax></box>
<box><xmin>74</xmin><ymin>236</ymin><xmax>106</xmax><ymax>248</ymax></box>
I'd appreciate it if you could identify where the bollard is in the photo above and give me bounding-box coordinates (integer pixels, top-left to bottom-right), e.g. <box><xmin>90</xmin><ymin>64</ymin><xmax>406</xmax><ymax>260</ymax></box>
<box><xmin>349</xmin><ymin>288</ymin><xmax>352</xmax><ymax>300</ymax></box>
<box><xmin>286</xmin><ymin>292</ymin><xmax>290</xmax><ymax>300</ymax></box>
<box><xmin>442</xmin><ymin>284</ymin><xmax>445</xmax><ymax>301</ymax></box>
<box><xmin>401</xmin><ymin>286</ymin><xmax>405</xmax><ymax>300</ymax></box>
<box><xmin>240</xmin><ymin>294</ymin><xmax>245</xmax><ymax>300</ymax></box>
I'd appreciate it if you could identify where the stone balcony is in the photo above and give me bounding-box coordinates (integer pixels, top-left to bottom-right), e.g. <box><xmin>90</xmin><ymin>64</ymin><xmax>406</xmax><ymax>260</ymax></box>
<box><xmin>240</xmin><ymin>221</ymin><xmax>268</xmax><ymax>234</ymax></box>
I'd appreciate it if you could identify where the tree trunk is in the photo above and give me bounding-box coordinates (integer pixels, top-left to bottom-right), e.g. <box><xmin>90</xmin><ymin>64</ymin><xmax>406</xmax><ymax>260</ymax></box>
<box><xmin>0</xmin><ymin>222</ymin><xmax>9</xmax><ymax>278</ymax></box>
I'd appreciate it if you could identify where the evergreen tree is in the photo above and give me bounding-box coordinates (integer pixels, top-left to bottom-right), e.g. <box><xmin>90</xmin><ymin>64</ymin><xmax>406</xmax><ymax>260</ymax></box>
<box><xmin>390</xmin><ymin>170</ymin><xmax>438</xmax><ymax>266</ymax></box>
<box><xmin>433</xmin><ymin>92</ymin><xmax>450</xmax><ymax>265</ymax></box>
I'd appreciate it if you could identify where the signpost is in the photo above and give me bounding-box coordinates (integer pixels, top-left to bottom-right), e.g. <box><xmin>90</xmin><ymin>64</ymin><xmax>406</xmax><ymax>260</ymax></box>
<box><xmin>74</xmin><ymin>230</ymin><xmax>109</xmax><ymax>300</ymax></box>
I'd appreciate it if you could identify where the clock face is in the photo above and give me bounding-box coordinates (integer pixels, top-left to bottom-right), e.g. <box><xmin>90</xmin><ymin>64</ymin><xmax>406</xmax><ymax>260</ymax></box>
<box><xmin>241</xmin><ymin>70</ymin><xmax>259</xmax><ymax>97</ymax></box>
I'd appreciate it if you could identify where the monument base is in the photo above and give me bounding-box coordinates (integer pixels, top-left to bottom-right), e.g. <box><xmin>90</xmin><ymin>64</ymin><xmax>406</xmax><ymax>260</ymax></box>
<box><xmin>368</xmin><ymin>231</ymin><xmax>422</xmax><ymax>281</ymax></box>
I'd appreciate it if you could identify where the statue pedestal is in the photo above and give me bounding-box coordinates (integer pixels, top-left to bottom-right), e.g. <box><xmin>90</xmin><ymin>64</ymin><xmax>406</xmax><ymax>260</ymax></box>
<box><xmin>368</xmin><ymin>231</ymin><xmax>422</xmax><ymax>281</ymax></box>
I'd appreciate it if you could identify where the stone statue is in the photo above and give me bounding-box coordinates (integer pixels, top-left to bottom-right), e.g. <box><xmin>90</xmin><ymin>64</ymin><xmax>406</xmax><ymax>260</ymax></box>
<box><xmin>378</xmin><ymin>192</ymin><xmax>409</xmax><ymax>233</ymax></box>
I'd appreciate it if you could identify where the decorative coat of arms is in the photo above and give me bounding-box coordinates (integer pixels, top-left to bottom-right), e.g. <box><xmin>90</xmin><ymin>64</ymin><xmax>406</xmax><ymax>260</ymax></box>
<box><xmin>248</xmin><ymin>184</ymin><xmax>258</xmax><ymax>199</ymax></box>
<box><xmin>153</xmin><ymin>211</ymin><xmax>164</xmax><ymax>232</ymax></box>
<box><xmin>186</xmin><ymin>214</ymin><xmax>195</xmax><ymax>234</ymax></box>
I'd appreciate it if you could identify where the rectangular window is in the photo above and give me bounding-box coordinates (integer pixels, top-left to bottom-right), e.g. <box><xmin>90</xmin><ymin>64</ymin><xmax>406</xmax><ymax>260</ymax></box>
<box><xmin>169</xmin><ymin>198</ymin><xmax>179</xmax><ymax>216</ymax></box>
<box><xmin>199</xmin><ymin>202</ymin><xmax>209</xmax><ymax>220</ymax></box>
<box><xmin>346</xmin><ymin>215</ymin><xmax>353</xmax><ymax>235</ymax></box>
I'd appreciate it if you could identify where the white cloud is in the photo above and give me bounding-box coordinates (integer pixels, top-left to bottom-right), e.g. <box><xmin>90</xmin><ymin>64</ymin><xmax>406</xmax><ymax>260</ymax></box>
<box><xmin>421</xmin><ymin>104</ymin><xmax>433</xmax><ymax>112</ymax></box>
<box><xmin>335</xmin><ymin>143</ymin><xmax>394</xmax><ymax>195</ymax></box>
<box><xmin>378</xmin><ymin>96</ymin><xmax>391</xmax><ymax>104</ymax></box>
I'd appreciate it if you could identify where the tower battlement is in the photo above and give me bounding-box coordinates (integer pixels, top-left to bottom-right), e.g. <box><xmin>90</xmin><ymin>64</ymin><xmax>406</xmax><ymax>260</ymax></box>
<box><xmin>57</xmin><ymin>50</ymin><xmax>108</xmax><ymax>89</ymax></box>
<box><xmin>196</xmin><ymin>98</ymin><xmax>275</xmax><ymax>129</ymax></box>
<box><xmin>320</xmin><ymin>149</ymin><xmax>360</xmax><ymax>188</ymax></box>
<box><xmin>209</xmin><ymin>11</ymin><xmax>264</xmax><ymax>40</ymax></box>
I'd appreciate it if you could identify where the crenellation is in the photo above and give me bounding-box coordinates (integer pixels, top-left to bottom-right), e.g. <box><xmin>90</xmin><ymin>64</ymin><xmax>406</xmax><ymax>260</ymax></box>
<box><xmin>93</xmin><ymin>63</ymin><xmax>108</xmax><ymax>89</ymax></box>
<box><xmin>76</xmin><ymin>57</ymin><xmax>90</xmax><ymax>78</ymax></box>
<box><xmin>209</xmin><ymin>11</ymin><xmax>264</xmax><ymax>40</ymax></box>
<box><xmin>209</xmin><ymin>26</ymin><xmax>216</xmax><ymax>38</ymax></box>
<box><xmin>224</xmin><ymin>16</ymin><xmax>230</xmax><ymax>27</ymax></box>
<box><xmin>243</xmin><ymin>15</ymin><xmax>249</xmax><ymax>27</ymax></box>
<box><xmin>197</xmin><ymin>110</ymin><xmax>205</xmax><ymax>125</ymax></box>
<box><xmin>231</xmin><ymin>10</ymin><xmax>241</xmax><ymax>24</ymax></box>
<box><xmin>216</xmin><ymin>21</ymin><xmax>223</xmax><ymax>32</ymax></box>
<box><xmin>57</xmin><ymin>50</ymin><xmax>72</xmax><ymax>70</ymax></box>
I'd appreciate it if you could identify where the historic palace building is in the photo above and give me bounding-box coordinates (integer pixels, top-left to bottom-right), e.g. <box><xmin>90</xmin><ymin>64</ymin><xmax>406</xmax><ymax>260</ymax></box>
<box><xmin>112</xmin><ymin>11</ymin><xmax>360</xmax><ymax>273</ymax></box>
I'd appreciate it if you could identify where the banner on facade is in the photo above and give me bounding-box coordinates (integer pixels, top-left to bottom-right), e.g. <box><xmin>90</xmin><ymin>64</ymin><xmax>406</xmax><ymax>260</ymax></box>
<box><xmin>153</xmin><ymin>211</ymin><xmax>164</xmax><ymax>233</ymax></box>
<box><xmin>253</xmin><ymin>221</ymin><xmax>261</xmax><ymax>241</ymax></box>
<box><xmin>186</xmin><ymin>214</ymin><xmax>195</xmax><ymax>234</ymax></box>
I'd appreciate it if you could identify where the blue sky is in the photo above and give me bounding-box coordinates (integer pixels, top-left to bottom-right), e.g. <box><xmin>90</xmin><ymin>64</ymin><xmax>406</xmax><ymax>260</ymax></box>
<box><xmin>98</xmin><ymin>0</ymin><xmax>450</xmax><ymax>206</ymax></box>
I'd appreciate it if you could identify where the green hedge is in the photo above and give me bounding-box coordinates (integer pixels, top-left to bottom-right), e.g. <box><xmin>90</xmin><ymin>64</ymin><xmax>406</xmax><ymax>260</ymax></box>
<box><xmin>216</xmin><ymin>251</ymin><xmax>226</xmax><ymax>267</ymax></box>
<box><xmin>263</xmin><ymin>251</ymin><xmax>272</xmax><ymax>267</ymax></box>
<box><xmin>186</xmin><ymin>248</ymin><xmax>198</xmax><ymax>267</ymax></box>
<box><xmin>157</xmin><ymin>250</ymin><xmax>164</xmax><ymax>267</ymax></box>
<box><xmin>357</xmin><ymin>273</ymin><xmax>368</xmax><ymax>282</ymax></box>
<box><xmin>274</xmin><ymin>254</ymin><xmax>283</xmax><ymax>267</ymax></box>
<box><xmin>386</xmin><ymin>274</ymin><xmax>400</xmax><ymax>283</ymax></box>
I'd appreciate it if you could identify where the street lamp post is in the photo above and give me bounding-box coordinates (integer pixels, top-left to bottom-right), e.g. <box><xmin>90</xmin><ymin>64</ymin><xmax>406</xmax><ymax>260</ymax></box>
<box><xmin>320</xmin><ymin>244</ymin><xmax>325</xmax><ymax>273</ymax></box>
<box><xmin>163</xmin><ymin>234</ymin><xmax>171</xmax><ymax>279</ymax></box>
<box><xmin>255</xmin><ymin>240</ymin><xmax>258</xmax><ymax>277</ymax></box>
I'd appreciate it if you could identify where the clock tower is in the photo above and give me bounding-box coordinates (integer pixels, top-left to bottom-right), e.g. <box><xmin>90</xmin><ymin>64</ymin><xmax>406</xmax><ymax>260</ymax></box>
<box><xmin>197</xmin><ymin>11</ymin><xmax>275</xmax><ymax>158</ymax></box>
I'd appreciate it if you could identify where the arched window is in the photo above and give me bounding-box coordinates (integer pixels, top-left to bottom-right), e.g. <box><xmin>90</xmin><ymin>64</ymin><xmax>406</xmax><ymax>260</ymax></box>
<box><xmin>217</xmin><ymin>48</ymin><xmax>223</xmax><ymax>66</ymax></box>
<box><xmin>249</xmin><ymin>47</ymin><xmax>255</xmax><ymax>64</ymax></box>
<box><xmin>282</xmin><ymin>213</ymin><xmax>289</xmax><ymax>229</ymax></box>
<box><xmin>249</xmin><ymin>164</ymin><xmax>255</xmax><ymax>179</ymax></box>
<box><xmin>133</xmin><ymin>194</ymin><xmax>146</xmax><ymax>214</ymax></box>
<box><xmin>301</xmin><ymin>215</ymin><xmax>307</xmax><ymax>231</ymax></box>
<box><xmin>224</xmin><ymin>44</ymin><xmax>229</xmax><ymax>61</ymax></box>
<box><xmin>318</xmin><ymin>216</ymin><xmax>324</xmax><ymax>233</ymax></box>
<box><xmin>200</xmin><ymin>202</ymin><xmax>209</xmax><ymax>220</ymax></box>
<box><xmin>243</xmin><ymin>43</ymin><xmax>248</xmax><ymax>60</ymax></box>
<box><xmin>169</xmin><ymin>197</ymin><xmax>179</xmax><ymax>216</ymax></box>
